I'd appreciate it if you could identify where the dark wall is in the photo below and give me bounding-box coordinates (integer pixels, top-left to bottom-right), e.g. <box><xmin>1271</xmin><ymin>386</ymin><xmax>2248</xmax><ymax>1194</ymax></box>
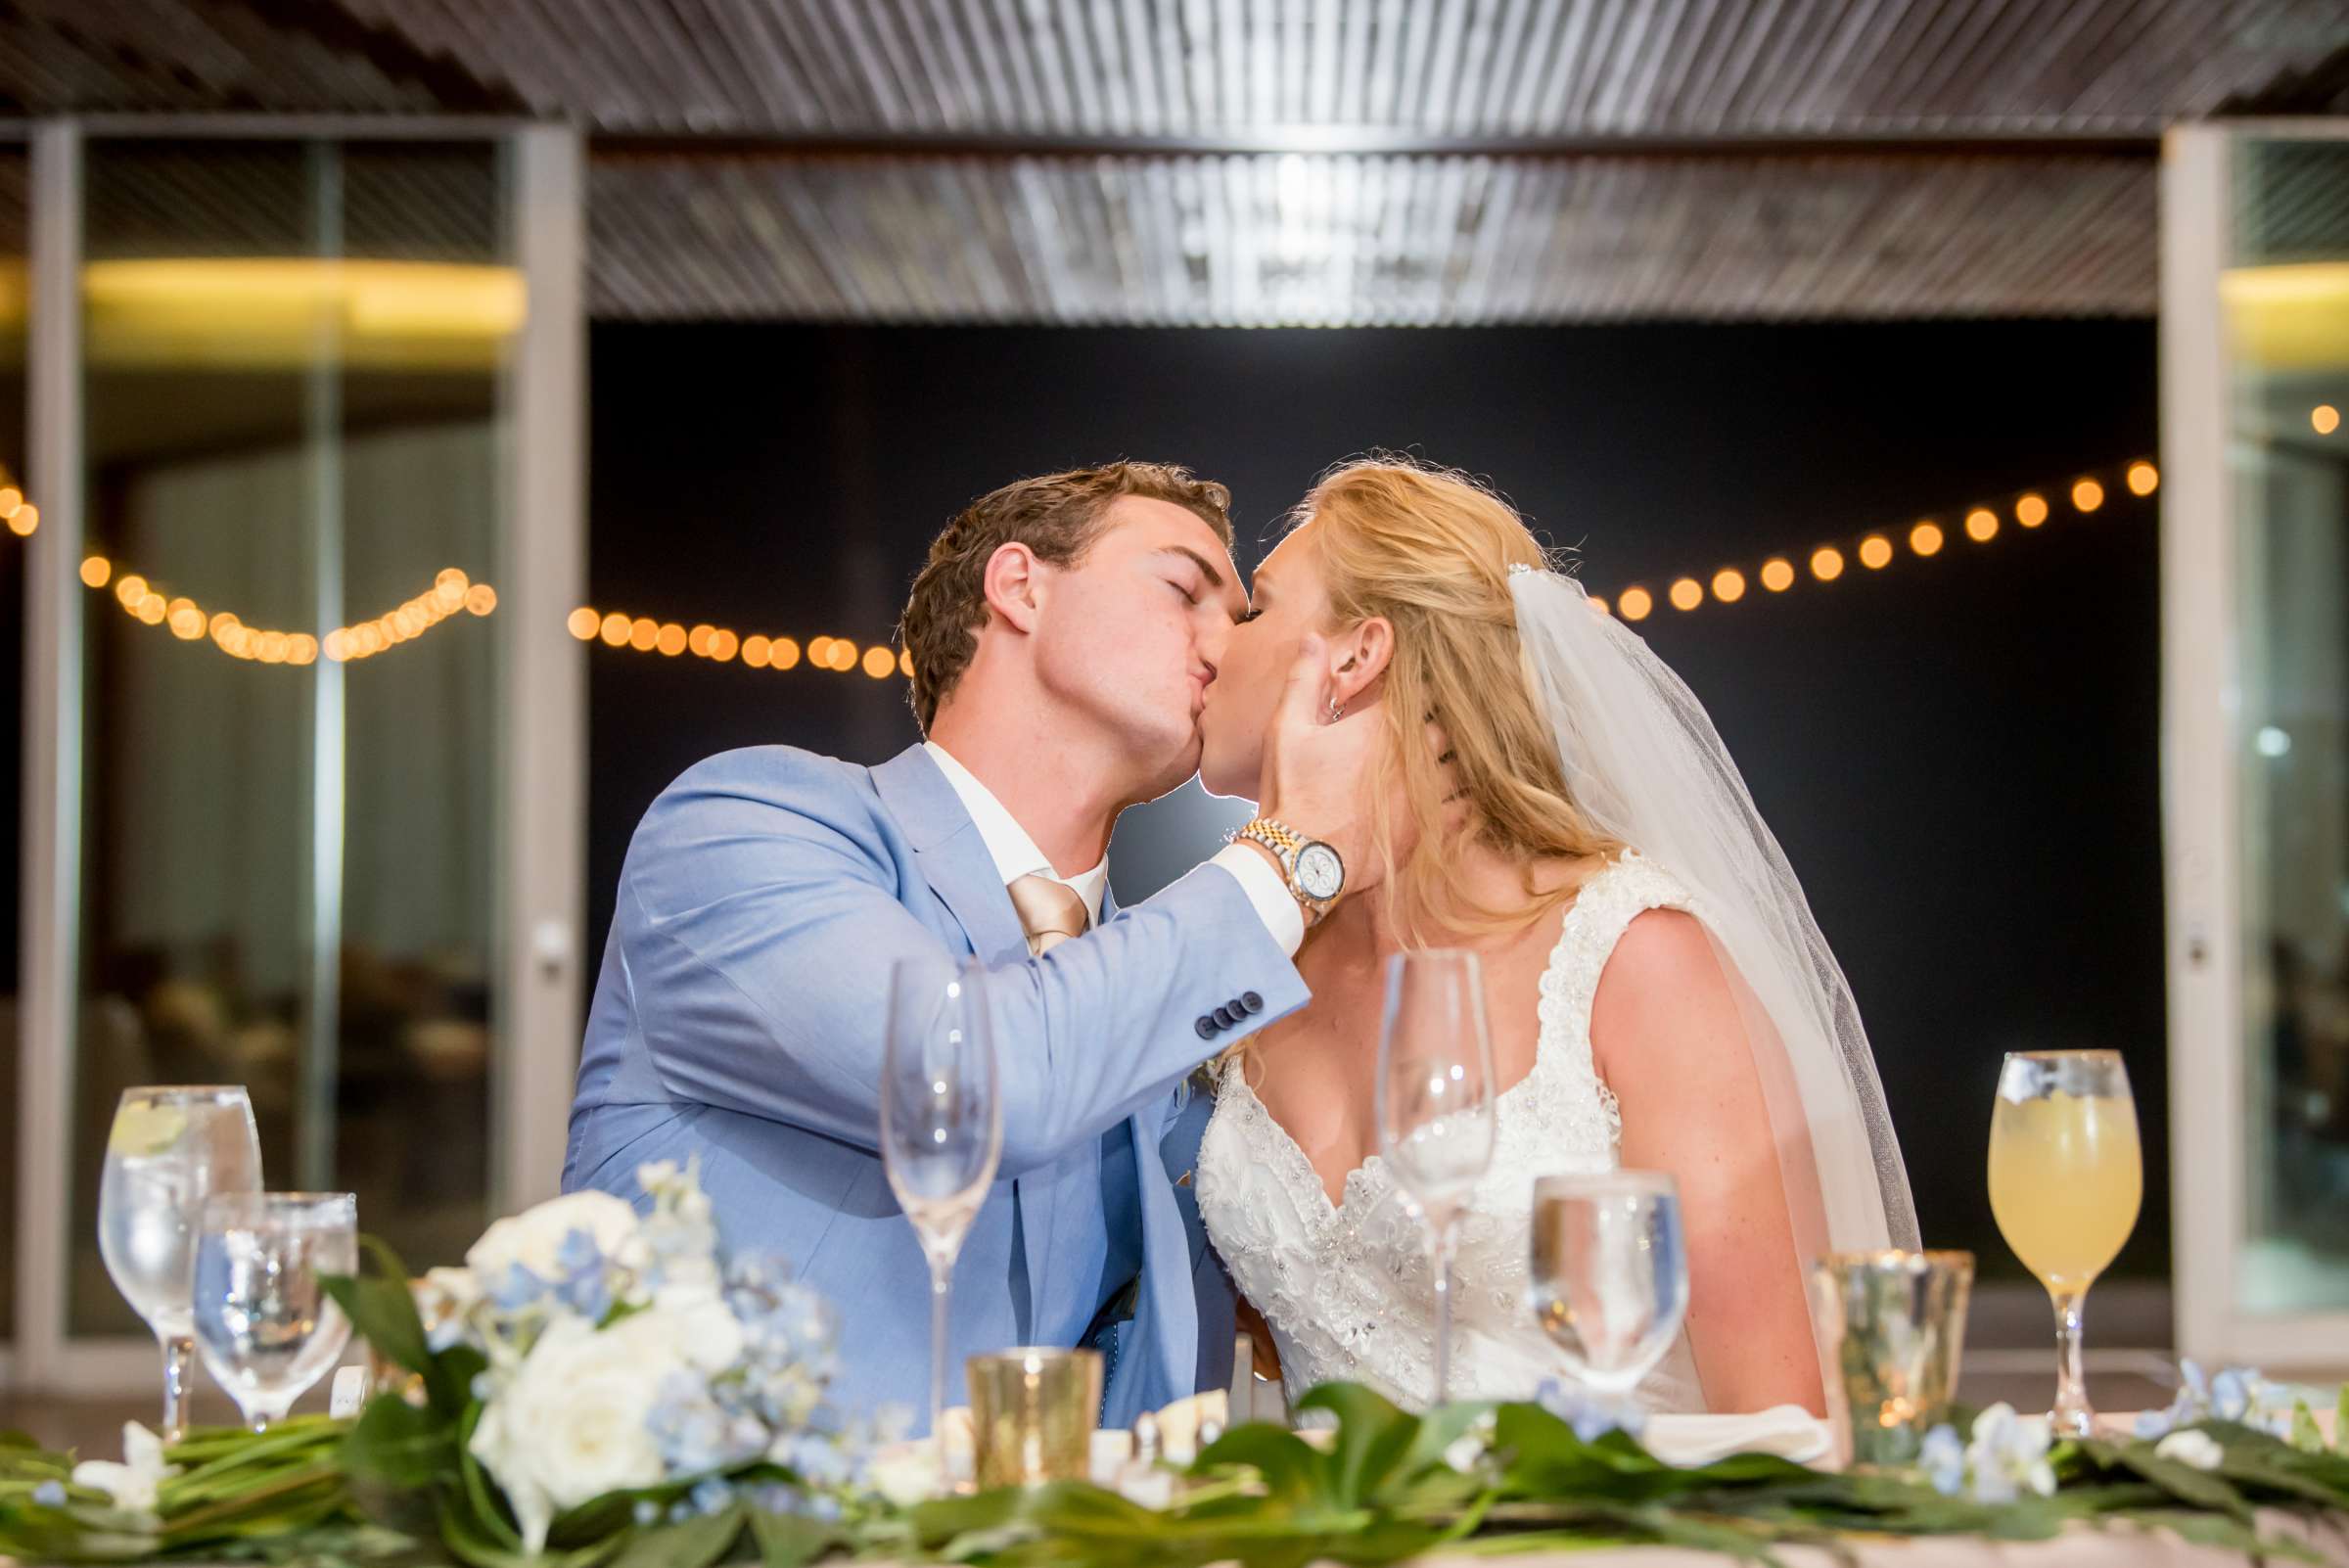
<box><xmin>587</xmin><ymin>319</ymin><xmax>2167</xmax><ymax>1280</ymax></box>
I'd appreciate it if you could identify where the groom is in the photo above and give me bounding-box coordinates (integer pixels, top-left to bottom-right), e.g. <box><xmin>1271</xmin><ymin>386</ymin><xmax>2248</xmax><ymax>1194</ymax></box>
<box><xmin>563</xmin><ymin>461</ymin><xmax>1375</xmax><ymax>1426</ymax></box>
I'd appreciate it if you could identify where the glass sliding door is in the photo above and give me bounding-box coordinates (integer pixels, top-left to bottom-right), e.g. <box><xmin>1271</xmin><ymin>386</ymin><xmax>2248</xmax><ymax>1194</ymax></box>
<box><xmin>9</xmin><ymin>121</ymin><xmax>581</xmax><ymax>1391</ymax></box>
<box><xmin>2164</xmin><ymin>121</ymin><xmax>2349</xmax><ymax>1373</ymax></box>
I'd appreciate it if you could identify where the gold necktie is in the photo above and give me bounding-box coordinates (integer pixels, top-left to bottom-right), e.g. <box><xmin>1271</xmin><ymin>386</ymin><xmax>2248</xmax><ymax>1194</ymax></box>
<box><xmin>1007</xmin><ymin>874</ymin><xmax>1090</xmax><ymax>955</ymax></box>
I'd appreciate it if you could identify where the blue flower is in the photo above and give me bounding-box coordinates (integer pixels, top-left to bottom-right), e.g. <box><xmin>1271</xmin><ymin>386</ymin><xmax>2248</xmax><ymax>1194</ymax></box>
<box><xmin>688</xmin><ymin>1478</ymin><xmax>735</xmax><ymax>1517</ymax></box>
<box><xmin>555</xmin><ymin>1227</ymin><xmax>603</xmax><ymax>1275</ymax></box>
<box><xmin>632</xmin><ymin>1499</ymin><xmax>662</xmax><ymax>1527</ymax></box>
<box><xmin>781</xmin><ymin>1433</ymin><xmax>852</xmax><ymax>1487</ymax></box>
<box><xmin>489</xmin><ymin>1262</ymin><xmax>546</xmax><ymax>1311</ymax></box>
<box><xmin>1920</xmin><ymin>1424</ymin><xmax>1966</xmax><ymax>1497</ymax></box>
<box><xmin>749</xmin><ymin>1483</ymin><xmax>807</xmax><ymax>1516</ymax></box>
<box><xmin>2134</xmin><ymin>1407</ymin><xmax>2178</xmax><ymax>1440</ymax></box>
<box><xmin>2211</xmin><ymin>1368</ymin><xmax>2250</xmax><ymax>1422</ymax></box>
<box><xmin>31</xmin><ymin>1480</ymin><xmax>67</xmax><ymax>1508</ymax></box>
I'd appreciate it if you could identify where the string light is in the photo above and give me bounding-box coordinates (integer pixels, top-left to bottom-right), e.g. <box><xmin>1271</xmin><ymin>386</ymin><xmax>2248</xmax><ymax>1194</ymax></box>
<box><xmin>2316</xmin><ymin>405</ymin><xmax>2341</xmax><ymax>436</ymax></box>
<box><xmin>80</xmin><ymin>555</ymin><xmax>111</xmax><ymax>588</ymax></box>
<box><xmin>0</xmin><ymin>474</ymin><xmax>33</xmax><ymax>537</ymax></box>
<box><xmin>578</xmin><ymin>609</ymin><xmax>884</xmax><ymax>677</ymax></box>
<box><xmin>1595</xmin><ymin>457</ymin><xmax>2153</xmax><ymax>623</ymax></box>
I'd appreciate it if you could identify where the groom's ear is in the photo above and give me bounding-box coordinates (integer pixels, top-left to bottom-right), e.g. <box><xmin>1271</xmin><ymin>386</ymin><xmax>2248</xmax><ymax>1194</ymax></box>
<box><xmin>982</xmin><ymin>542</ymin><xmax>1044</xmax><ymax>633</ymax></box>
<box><xmin>1332</xmin><ymin>617</ymin><xmax>1394</xmax><ymax>709</ymax></box>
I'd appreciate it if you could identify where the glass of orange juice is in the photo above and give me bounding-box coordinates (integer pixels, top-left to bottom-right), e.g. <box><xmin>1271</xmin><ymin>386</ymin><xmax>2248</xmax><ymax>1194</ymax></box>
<box><xmin>1987</xmin><ymin>1050</ymin><xmax>2142</xmax><ymax>1436</ymax></box>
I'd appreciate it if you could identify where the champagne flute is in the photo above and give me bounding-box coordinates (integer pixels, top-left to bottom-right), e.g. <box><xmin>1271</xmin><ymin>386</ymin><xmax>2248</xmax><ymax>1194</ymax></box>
<box><xmin>1530</xmin><ymin>1172</ymin><xmax>1689</xmax><ymax>1400</ymax></box>
<box><xmin>1987</xmin><ymin>1050</ymin><xmax>2142</xmax><ymax>1437</ymax></box>
<box><xmin>881</xmin><ymin>960</ymin><xmax>1004</xmax><ymax>1482</ymax></box>
<box><xmin>191</xmin><ymin>1193</ymin><xmax>358</xmax><ymax>1432</ymax></box>
<box><xmin>98</xmin><ymin>1085</ymin><xmax>264</xmax><ymax>1441</ymax></box>
<box><xmin>1376</xmin><ymin>949</ymin><xmax>1497</xmax><ymax>1407</ymax></box>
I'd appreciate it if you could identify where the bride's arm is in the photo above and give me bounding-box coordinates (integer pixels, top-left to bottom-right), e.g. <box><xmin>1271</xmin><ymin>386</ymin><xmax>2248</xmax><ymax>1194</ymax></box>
<box><xmin>1590</xmin><ymin>909</ymin><xmax>1826</xmax><ymax>1416</ymax></box>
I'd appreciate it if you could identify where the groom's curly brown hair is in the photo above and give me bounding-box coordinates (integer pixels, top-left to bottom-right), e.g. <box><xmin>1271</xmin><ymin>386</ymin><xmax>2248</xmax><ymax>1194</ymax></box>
<box><xmin>898</xmin><ymin>461</ymin><xmax>1236</xmax><ymax>731</ymax></box>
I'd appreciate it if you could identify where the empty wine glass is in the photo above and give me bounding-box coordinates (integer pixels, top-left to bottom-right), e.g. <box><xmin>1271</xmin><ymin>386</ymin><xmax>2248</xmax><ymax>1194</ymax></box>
<box><xmin>98</xmin><ymin>1085</ymin><xmax>264</xmax><ymax>1441</ymax></box>
<box><xmin>1376</xmin><ymin>949</ymin><xmax>1497</xmax><ymax>1407</ymax></box>
<box><xmin>881</xmin><ymin>960</ymin><xmax>1003</xmax><ymax>1482</ymax></box>
<box><xmin>1530</xmin><ymin>1171</ymin><xmax>1689</xmax><ymax>1399</ymax></box>
<box><xmin>191</xmin><ymin>1192</ymin><xmax>358</xmax><ymax>1433</ymax></box>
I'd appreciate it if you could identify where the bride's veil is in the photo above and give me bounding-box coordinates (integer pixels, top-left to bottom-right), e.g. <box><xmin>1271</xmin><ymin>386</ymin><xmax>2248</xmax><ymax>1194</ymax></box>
<box><xmin>1508</xmin><ymin>564</ymin><xmax>1919</xmax><ymax>1270</ymax></box>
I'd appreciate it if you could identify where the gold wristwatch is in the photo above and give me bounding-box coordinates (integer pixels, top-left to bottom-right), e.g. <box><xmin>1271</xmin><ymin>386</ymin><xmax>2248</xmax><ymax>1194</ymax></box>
<box><xmin>1234</xmin><ymin>817</ymin><xmax>1345</xmax><ymax>928</ymax></box>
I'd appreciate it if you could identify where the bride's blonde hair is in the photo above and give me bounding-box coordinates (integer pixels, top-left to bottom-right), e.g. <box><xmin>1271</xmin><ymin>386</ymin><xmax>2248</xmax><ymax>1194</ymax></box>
<box><xmin>1300</xmin><ymin>455</ymin><xmax>1622</xmax><ymax>941</ymax></box>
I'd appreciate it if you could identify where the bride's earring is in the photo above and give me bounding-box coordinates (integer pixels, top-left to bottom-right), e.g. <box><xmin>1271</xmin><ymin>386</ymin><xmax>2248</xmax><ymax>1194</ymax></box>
<box><xmin>1326</xmin><ymin>697</ymin><xmax>1344</xmax><ymax>724</ymax></box>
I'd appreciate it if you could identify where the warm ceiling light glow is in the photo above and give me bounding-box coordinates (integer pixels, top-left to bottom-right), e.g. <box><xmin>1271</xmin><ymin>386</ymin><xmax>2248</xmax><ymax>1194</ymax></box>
<box><xmin>168</xmin><ymin>606</ymin><xmax>205</xmax><ymax>640</ymax></box>
<box><xmin>288</xmin><ymin>634</ymin><xmax>318</xmax><ymax>666</ymax></box>
<box><xmin>898</xmin><ymin>650</ymin><xmax>914</xmax><ymax>677</ymax></box>
<box><xmin>2072</xmin><ymin>479</ymin><xmax>2104</xmax><ymax>513</ymax></box>
<box><xmin>629</xmin><ymin>617</ymin><xmax>658</xmax><ymax>651</ymax></box>
<box><xmin>770</xmin><ymin>637</ymin><xmax>803</xmax><ymax>670</ymax></box>
<box><xmin>257</xmin><ymin>631</ymin><xmax>289</xmax><ymax>664</ymax></box>
<box><xmin>437</xmin><ymin>567</ymin><xmax>469</xmax><ymax>592</ymax></box>
<box><xmin>656</xmin><ymin>623</ymin><xmax>687</xmax><ymax>657</ymax></box>
<box><xmin>1911</xmin><ymin>521</ymin><xmax>1946</xmax><ymax>557</ymax></box>
<box><xmin>808</xmin><ymin>635</ymin><xmax>833</xmax><ymax>667</ymax></box>
<box><xmin>138</xmin><ymin>593</ymin><xmax>166</xmax><ymax>624</ymax></box>
<box><xmin>1668</xmin><ymin>578</ymin><xmax>1702</xmax><ymax>612</ymax></box>
<box><xmin>2016</xmin><ymin>493</ymin><xmax>2049</xmax><ymax>528</ymax></box>
<box><xmin>323</xmin><ymin>629</ymin><xmax>348</xmax><ymax>662</ymax></box>
<box><xmin>1858</xmin><ymin>536</ymin><xmax>1893</xmax><ymax>571</ymax></box>
<box><xmin>710</xmin><ymin>629</ymin><xmax>738</xmax><ymax>663</ymax></box>
<box><xmin>829</xmin><ymin>638</ymin><xmax>859</xmax><ymax>670</ymax></box>
<box><xmin>2315</xmin><ymin>404</ymin><xmax>2341</xmax><ymax>436</ymax></box>
<box><xmin>862</xmin><ymin>645</ymin><xmax>898</xmax><ymax>679</ymax></box>
<box><xmin>80</xmin><ymin>555</ymin><xmax>111</xmax><ymax>588</ymax></box>
<box><xmin>1811</xmin><ymin>547</ymin><xmax>1845</xmax><ymax>582</ymax></box>
<box><xmin>1588</xmin><ymin>594</ymin><xmax>1610</xmax><ymax>616</ymax></box>
<box><xmin>1711</xmin><ymin>569</ymin><xmax>1746</xmax><ymax>603</ymax></box>
<box><xmin>0</xmin><ymin>486</ymin><xmax>19</xmax><ymax>515</ymax></box>
<box><xmin>688</xmin><ymin>624</ymin><xmax>714</xmax><ymax>658</ymax></box>
<box><xmin>209</xmin><ymin>611</ymin><xmax>240</xmax><ymax>639</ymax></box>
<box><xmin>465</xmin><ymin>584</ymin><xmax>497</xmax><ymax>616</ymax></box>
<box><xmin>568</xmin><ymin>607</ymin><xmax>600</xmax><ymax>640</ymax></box>
<box><xmin>1964</xmin><ymin>508</ymin><xmax>1999</xmax><ymax>542</ymax></box>
<box><xmin>78</xmin><ymin>257</ymin><xmax>528</xmax><ymax>372</ymax></box>
<box><xmin>1617</xmin><ymin>586</ymin><xmax>1653</xmax><ymax>621</ymax></box>
<box><xmin>6</xmin><ymin>503</ymin><xmax>37</xmax><ymax>537</ymax></box>
<box><xmin>2126</xmin><ymin>461</ymin><xmax>2159</xmax><ymax>495</ymax></box>
<box><xmin>1760</xmin><ymin>558</ymin><xmax>1795</xmax><ymax>592</ymax></box>
<box><xmin>115</xmin><ymin>575</ymin><xmax>147</xmax><ymax>608</ymax></box>
<box><xmin>599</xmin><ymin>612</ymin><xmax>629</xmax><ymax>647</ymax></box>
<box><xmin>742</xmin><ymin>635</ymin><xmax>771</xmax><ymax>669</ymax></box>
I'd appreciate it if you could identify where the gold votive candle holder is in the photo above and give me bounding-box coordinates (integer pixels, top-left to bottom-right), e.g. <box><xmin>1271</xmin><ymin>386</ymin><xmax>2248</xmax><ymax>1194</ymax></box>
<box><xmin>966</xmin><ymin>1348</ymin><xmax>1102</xmax><ymax>1489</ymax></box>
<box><xmin>1813</xmin><ymin>1250</ymin><xmax>1974</xmax><ymax>1468</ymax></box>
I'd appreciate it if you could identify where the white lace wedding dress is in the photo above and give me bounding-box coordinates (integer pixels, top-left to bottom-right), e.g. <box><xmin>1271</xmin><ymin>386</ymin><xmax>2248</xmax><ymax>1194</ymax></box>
<box><xmin>1195</xmin><ymin>851</ymin><xmax>1707</xmax><ymax>1414</ymax></box>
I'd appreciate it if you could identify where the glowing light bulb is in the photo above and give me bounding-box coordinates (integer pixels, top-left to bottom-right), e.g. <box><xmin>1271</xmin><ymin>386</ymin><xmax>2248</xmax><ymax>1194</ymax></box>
<box><xmin>1964</xmin><ymin>509</ymin><xmax>1998</xmax><ymax>542</ymax></box>
<box><xmin>80</xmin><ymin>556</ymin><xmax>111</xmax><ymax>588</ymax></box>
<box><xmin>1811</xmin><ymin>547</ymin><xmax>1845</xmax><ymax>582</ymax></box>
<box><xmin>1760</xmin><ymin>558</ymin><xmax>1795</xmax><ymax>592</ymax></box>
<box><xmin>2127</xmin><ymin>461</ymin><xmax>2158</xmax><ymax>496</ymax></box>
<box><xmin>569</xmin><ymin>607</ymin><xmax>600</xmax><ymax>640</ymax></box>
<box><xmin>2072</xmin><ymin>479</ymin><xmax>2104</xmax><ymax>513</ymax></box>
<box><xmin>1711</xmin><ymin>569</ymin><xmax>1746</xmax><ymax>604</ymax></box>
<box><xmin>1669</xmin><ymin>578</ymin><xmax>1702</xmax><ymax>612</ymax></box>
<box><xmin>1617</xmin><ymin>586</ymin><xmax>1652</xmax><ymax>621</ymax></box>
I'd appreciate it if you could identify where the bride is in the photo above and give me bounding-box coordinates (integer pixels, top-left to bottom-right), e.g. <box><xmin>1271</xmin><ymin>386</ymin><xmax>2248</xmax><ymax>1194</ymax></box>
<box><xmin>1192</xmin><ymin>457</ymin><xmax>1917</xmax><ymax>1416</ymax></box>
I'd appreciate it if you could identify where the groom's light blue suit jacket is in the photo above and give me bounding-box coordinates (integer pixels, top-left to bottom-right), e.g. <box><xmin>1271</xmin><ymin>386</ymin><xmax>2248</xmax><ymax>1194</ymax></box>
<box><xmin>562</xmin><ymin>743</ymin><xmax>1306</xmax><ymax>1426</ymax></box>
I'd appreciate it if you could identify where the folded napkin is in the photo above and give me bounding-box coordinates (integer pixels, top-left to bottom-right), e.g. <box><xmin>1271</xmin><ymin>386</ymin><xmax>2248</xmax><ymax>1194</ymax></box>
<box><xmin>1640</xmin><ymin>1406</ymin><xmax>1833</xmax><ymax>1467</ymax></box>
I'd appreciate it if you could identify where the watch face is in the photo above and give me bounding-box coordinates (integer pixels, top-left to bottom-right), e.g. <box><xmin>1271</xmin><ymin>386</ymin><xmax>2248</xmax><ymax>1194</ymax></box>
<box><xmin>1294</xmin><ymin>841</ymin><xmax>1344</xmax><ymax>900</ymax></box>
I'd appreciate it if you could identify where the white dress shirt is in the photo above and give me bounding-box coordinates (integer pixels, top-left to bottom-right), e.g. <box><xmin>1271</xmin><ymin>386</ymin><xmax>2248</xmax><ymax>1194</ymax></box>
<box><xmin>922</xmin><ymin>741</ymin><xmax>1304</xmax><ymax>956</ymax></box>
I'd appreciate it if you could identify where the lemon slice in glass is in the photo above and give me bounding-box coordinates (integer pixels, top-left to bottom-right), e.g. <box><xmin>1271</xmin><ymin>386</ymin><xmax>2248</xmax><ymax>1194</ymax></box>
<box><xmin>109</xmin><ymin>1102</ymin><xmax>188</xmax><ymax>1157</ymax></box>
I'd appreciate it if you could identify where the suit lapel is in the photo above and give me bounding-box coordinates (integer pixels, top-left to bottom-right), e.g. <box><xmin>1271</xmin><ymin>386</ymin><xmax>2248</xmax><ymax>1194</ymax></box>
<box><xmin>868</xmin><ymin>744</ymin><xmax>1053</xmax><ymax>1330</ymax></box>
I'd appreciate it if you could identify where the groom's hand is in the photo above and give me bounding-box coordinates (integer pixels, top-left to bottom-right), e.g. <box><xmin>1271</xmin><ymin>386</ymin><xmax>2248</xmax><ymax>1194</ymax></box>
<box><xmin>1251</xmin><ymin>634</ymin><xmax>1387</xmax><ymax>900</ymax></box>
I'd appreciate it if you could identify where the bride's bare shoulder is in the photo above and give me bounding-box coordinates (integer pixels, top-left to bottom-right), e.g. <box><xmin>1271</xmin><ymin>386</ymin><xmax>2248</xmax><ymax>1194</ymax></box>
<box><xmin>1586</xmin><ymin>906</ymin><xmax>1742</xmax><ymax>1076</ymax></box>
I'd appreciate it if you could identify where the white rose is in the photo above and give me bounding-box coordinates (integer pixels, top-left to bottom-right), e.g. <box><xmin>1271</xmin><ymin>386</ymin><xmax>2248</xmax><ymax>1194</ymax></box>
<box><xmin>466</xmin><ymin>1190</ymin><xmax>643</xmax><ymax>1285</ymax></box>
<box><xmin>2155</xmin><ymin>1430</ymin><xmax>2225</xmax><ymax>1472</ymax></box>
<box><xmin>468</xmin><ymin>1307</ymin><xmax>700</xmax><ymax>1552</ymax></box>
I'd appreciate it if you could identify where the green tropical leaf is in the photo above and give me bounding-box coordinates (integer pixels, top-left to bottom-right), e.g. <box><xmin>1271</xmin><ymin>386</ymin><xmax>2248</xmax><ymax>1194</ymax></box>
<box><xmin>606</xmin><ymin>1502</ymin><xmax>745</xmax><ymax>1568</ymax></box>
<box><xmin>1293</xmin><ymin>1384</ymin><xmax>1421</xmax><ymax>1507</ymax></box>
<box><xmin>340</xmin><ymin>1394</ymin><xmax>455</xmax><ymax>1492</ymax></box>
<box><xmin>320</xmin><ymin>1235</ymin><xmax>465</xmax><ymax>1413</ymax></box>
<box><xmin>746</xmin><ymin>1506</ymin><xmax>852</xmax><ymax>1568</ymax></box>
